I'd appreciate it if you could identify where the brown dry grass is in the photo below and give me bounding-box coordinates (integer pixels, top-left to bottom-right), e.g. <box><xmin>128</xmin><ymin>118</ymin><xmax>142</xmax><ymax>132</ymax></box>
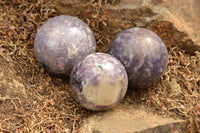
<box><xmin>0</xmin><ymin>0</ymin><xmax>199</xmax><ymax>132</ymax></box>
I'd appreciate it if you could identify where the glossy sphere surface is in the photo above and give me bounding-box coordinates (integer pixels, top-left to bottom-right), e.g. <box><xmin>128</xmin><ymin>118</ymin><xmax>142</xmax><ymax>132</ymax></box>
<box><xmin>109</xmin><ymin>27</ymin><xmax>168</xmax><ymax>89</ymax></box>
<box><xmin>34</xmin><ymin>15</ymin><xmax>96</xmax><ymax>75</ymax></box>
<box><xmin>70</xmin><ymin>53</ymin><xmax>128</xmax><ymax>111</ymax></box>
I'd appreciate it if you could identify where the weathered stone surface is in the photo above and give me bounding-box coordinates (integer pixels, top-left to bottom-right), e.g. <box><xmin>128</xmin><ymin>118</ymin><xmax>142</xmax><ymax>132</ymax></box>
<box><xmin>151</xmin><ymin>0</ymin><xmax>200</xmax><ymax>46</ymax></box>
<box><xmin>106</xmin><ymin>0</ymin><xmax>200</xmax><ymax>46</ymax></box>
<box><xmin>79</xmin><ymin>104</ymin><xmax>188</xmax><ymax>133</ymax></box>
<box><xmin>54</xmin><ymin>0</ymin><xmax>200</xmax><ymax>47</ymax></box>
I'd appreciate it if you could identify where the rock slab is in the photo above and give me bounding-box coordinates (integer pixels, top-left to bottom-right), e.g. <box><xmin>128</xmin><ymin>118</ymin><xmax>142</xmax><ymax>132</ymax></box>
<box><xmin>79</xmin><ymin>105</ymin><xmax>188</xmax><ymax>133</ymax></box>
<box><xmin>54</xmin><ymin>0</ymin><xmax>200</xmax><ymax>47</ymax></box>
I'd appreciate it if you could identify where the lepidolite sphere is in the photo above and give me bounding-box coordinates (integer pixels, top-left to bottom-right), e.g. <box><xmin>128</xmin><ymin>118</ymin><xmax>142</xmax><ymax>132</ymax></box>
<box><xmin>70</xmin><ymin>53</ymin><xmax>128</xmax><ymax>111</ymax></box>
<box><xmin>34</xmin><ymin>15</ymin><xmax>96</xmax><ymax>75</ymax></box>
<box><xmin>109</xmin><ymin>27</ymin><xmax>168</xmax><ymax>89</ymax></box>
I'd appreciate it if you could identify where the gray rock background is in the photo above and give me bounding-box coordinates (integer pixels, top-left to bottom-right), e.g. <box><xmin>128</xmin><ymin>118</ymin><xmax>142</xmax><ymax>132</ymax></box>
<box><xmin>106</xmin><ymin>0</ymin><xmax>200</xmax><ymax>46</ymax></box>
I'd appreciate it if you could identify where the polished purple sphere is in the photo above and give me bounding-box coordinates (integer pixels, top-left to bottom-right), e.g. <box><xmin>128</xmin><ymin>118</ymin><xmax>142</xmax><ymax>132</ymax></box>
<box><xmin>70</xmin><ymin>53</ymin><xmax>128</xmax><ymax>111</ymax></box>
<box><xmin>34</xmin><ymin>15</ymin><xmax>96</xmax><ymax>75</ymax></box>
<box><xmin>109</xmin><ymin>27</ymin><xmax>168</xmax><ymax>89</ymax></box>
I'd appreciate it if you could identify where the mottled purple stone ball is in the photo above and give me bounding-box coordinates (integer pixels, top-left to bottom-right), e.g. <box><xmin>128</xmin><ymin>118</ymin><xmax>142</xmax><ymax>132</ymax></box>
<box><xmin>34</xmin><ymin>15</ymin><xmax>96</xmax><ymax>75</ymax></box>
<box><xmin>109</xmin><ymin>27</ymin><xmax>168</xmax><ymax>89</ymax></box>
<box><xmin>70</xmin><ymin>53</ymin><xmax>128</xmax><ymax>111</ymax></box>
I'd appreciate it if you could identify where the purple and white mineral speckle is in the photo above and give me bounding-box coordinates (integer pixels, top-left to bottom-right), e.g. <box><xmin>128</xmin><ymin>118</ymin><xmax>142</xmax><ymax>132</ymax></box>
<box><xmin>109</xmin><ymin>27</ymin><xmax>168</xmax><ymax>89</ymax></box>
<box><xmin>70</xmin><ymin>53</ymin><xmax>128</xmax><ymax>111</ymax></box>
<box><xmin>34</xmin><ymin>15</ymin><xmax>96</xmax><ymax>75</ymax></box>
